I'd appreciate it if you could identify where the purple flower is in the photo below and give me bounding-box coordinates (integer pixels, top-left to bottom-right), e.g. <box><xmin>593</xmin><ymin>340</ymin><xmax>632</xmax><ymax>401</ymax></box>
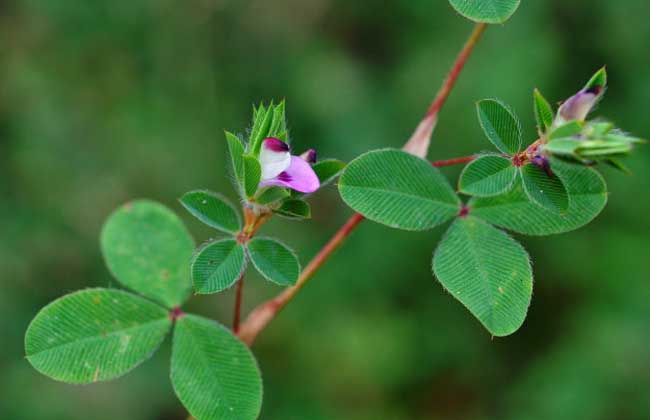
<box><xmin>556</xmin><ymin>86</ymin><xmax>603</xmax><ymax>125</ymax></box>
<box><xmin>258</xmin><ymin>138</ymin><xmax>320</xmax><ymax>193</ymax></box>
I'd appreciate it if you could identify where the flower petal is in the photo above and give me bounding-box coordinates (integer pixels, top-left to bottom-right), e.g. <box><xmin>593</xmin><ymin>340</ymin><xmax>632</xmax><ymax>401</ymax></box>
<box><xmin>556</xmin><ymin>86</ymin><xmax>603</xmax><ymax>124</ymax></box>
<box><xmin>260</xmin><ymin>156</ymin><xmax>320</xmax><ymax>193</ymax></box>
<box><xmin>260</xmin><ymin>138</ymin><xmax>291</xmax><ymax>181</ymax></box>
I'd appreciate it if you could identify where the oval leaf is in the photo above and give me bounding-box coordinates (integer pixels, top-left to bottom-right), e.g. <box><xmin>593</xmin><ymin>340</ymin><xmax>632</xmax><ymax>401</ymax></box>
<box><xmin>433</xmin><ymin>217</ymin><xmax>533</xmax><ymax>336</ymax></box>
<box><xmin>180</xmin><ymin>190</ymin><xmax>241</xmax><ymax>234</ymax></box>
<box><xmin>449</xmin><ymin>0</ymin><xmax>520</xmax><ymax>24</ymax></box>
<box><xmin>192</xmin><ymin>238</ymin><xmax>246</xmax><ymax>294</ymax></box>
<box><xmin>101</xmin><ymin>200</ymin><xmax>194</xmax><ymax>308</ymax></box>
<box><xmin>477</xmin><ymin>99</ymin><xmax>522</xmax><ymax>154</ymax></box>
<box><xmin>247</xmin><ymin>237</ymin><xmax>300</xmax><ymax>286</ymax></box>
<box><xmin>469</xmin><ymin>161</ymin><xmax>607</xmax><ymax>236</ymax></box>
<box><xmin>273</xmin><ymin>199</ymin><xmax>311</xmax><ymax>220</ymax></box>
<box><xmin>25</xmin><ymin>289</ymin><xmax>171</xmax><ymax>384</ymax></box>
<box><xmin>459</xmin><ymin>155</ymin><xmax>517</xmax><ymax>197</ymax></box>
<box><xmin>339</xmin><ymin>149</ymin><xmax>460</xmax><ymax>231</ymax></box>
<box><xmin>521</xmin><ymin>164</ymin><xmax>569</xmax><ymax>213</ymax></box>
<box><xmin>171</xmin><ymin>315</ymin><xmax>262</xmax><ymax>420</ymax></box>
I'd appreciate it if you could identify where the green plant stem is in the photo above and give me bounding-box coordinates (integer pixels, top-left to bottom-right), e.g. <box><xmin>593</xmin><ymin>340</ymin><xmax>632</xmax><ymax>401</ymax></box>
<box><xmin>237</xmin><ymin>23</ymin><xmax>488</xmax><ymax>346</ymax></box>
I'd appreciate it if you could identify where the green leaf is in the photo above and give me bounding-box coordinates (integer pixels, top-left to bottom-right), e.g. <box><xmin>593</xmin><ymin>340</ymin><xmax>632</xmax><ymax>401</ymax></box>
<box><xmin>268</xmin><ymin>100</ymin><xmax>286</xmax><ymax>138</ymax></box>
<box><xmin>433</xmin><ymin>217</ymin><xmax>532</xmax><ymax>336</ymax></box>
<box><xmin>101</xmin><ymin>200</ymin><xmax>194</xmax><ymax>308</ymax></box>
<box><xmin>534</xmin><ymin>89</ymin><xmax>554</xmax><ymax>133</ymax></box>
<box><xmin>469</xmin><ymin>160</ymin><xmax>607</xmax><ymax>236</ymax></box>
<box><xmin>339</xmin><ymin>149</ymin><xmax>460</xmax><ymax>231</ymax></box>
<box><xmin>256</xmin><ymin>187</ymin><xmax>290</xmax><ymax>205</ymax></box>
<box><xmin>25</xmin><ymin>289</ymin><xmax>171</xmax><ymax>384</ymax></box>
<box><xmin>543</xmin><ymin>139</ymin><xmax>580</xmax><ymax>157</ymax></box>
<box><xmin>292</xmin><ymin>159</ymin><xmax>346</xmax><ymax>198</ymax></box>
<box><xmin>243</xmin><ymin>155</ymin><xmax>261</xmax><ymax>198</ymax></box>
<box><xmin>584</xmin><ymin>66</ymin><xmax>607</xmax><ymax>90</ymax></box>
<box><xmin>249</xmin><ymin>104</ymin><xmax>274</xmax><ymax>156</ymax></box>
<box><xmin>273</xmin><ymin>199</ymin><xmax>311</xmax><ymax>219</ymax></box>
<box><xmin>477</xmin><ymin>99</ymin><xmax>522</xmax><ymax>154</ymax></box>
<box><xmin>171</xmin><ymin>315</ymin><xmax>262</xmax><ymax>420</ymax></box>
<box><xmin>191</xmin><ymin>239</ymin><xmax>246</xmax><ymax>294</ymax></box>
<box><xmin>225</xmin><ymin>131</ymin><xmax>245</xmax><ymax>188</ymax></box>
<box><xmin>520</xmin><ymin>164</ymin><xmax>569</xmax><ymax>213</ymax></box>
<box><xmin>313</xmin><ymin>159</ymin><xmax>346</xmax><ymax>187</ymax></box>
<box><xmin>448</xmin><ymin>0</ymin><xmax>521</xmax><ymax>24</ymax></box>
<box><xmin>458</xmin><ymin>155</ymin><xmax>517</xmax><ymax>197</ymax></box>
<box><xmin>549</xmin><ymin>121</ymin><xmax>583</xmax><ymax>140</ymax></box>
<box><xmin>247</xmin><ymin>237</ymin><xmax>300</xmax><ymax>286</ymax></box>
<box><xmin>180</xmin><ymin>190</ymin><xmax>241</xmax><ymax>235</ymax></box>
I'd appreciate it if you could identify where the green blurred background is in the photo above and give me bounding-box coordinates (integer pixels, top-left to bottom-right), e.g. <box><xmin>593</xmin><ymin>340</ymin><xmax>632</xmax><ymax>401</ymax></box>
<box><xmin>2</xmin><ymin>1</ymin><xmax>649</xmax><ymax>419</ymax></box>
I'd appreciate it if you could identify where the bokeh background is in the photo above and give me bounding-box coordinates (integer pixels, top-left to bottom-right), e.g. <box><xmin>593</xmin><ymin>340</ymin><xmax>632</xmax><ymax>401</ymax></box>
<box><xmin>2</xmin><ymin>1</ymin><xmax>649</xmax><ymax>419</ymax></box>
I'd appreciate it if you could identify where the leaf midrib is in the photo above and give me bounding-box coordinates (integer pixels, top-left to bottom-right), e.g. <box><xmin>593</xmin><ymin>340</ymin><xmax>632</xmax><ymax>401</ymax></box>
<box><xmin>343</xmin><ymin>184</ymin><xmax>459</xmax><ymax>209</ymax></box>
<box><xmin>27</xmin><ymin>317</ymin><xmax>169</xmax><ymax>358</ymax></box>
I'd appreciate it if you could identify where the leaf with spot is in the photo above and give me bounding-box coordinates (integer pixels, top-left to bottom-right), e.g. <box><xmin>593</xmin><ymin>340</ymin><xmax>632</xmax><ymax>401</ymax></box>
<box><xmin>25</xmin><ymin>289</ymin><xmax>171</xmax><ymax>384</ymax></box>
<box><xmin>171</xmin><ymin>315</ymin><xmax>262</xmax><ymax>420</ymax></box>
<box><xmin>469</xmin><ymin>160</ymin><xmax>607</xmax><ymax>235</ymax></box>
<box><xmin>191</xmin><ymin>238</ymin><xmax>246</xmax><ymax>294</ymax></box>
<box><xmin>339</xmin><ymin>149</ymin><xmax>460</xmax><ymax>231</ymax></box>
<box><xmin>520</xmin><ymin>163</ymin><xmax>569</xmax><ymax>213</ymax></box>
<box><xmin>180</xmin><ymin>190</ymin><xmax>241</xmax><ymax>235</ymax></box>
<box><xmin>433</xmin><ymin>217</ymin><xmax>533</xmax><ymax>336</ymax></box>
<box><xmin>247</xmin><ymin>237</ymin><xmax>300</xmax><ymax>286</ymax></box>
<box><xmin>459</xmin><ymin>155</ymin><xmax>517</xmax><ymax>197</ymax></box>
<box><xmin>101</xmin><ymin>200</ymin><xmax>194</xmax><ymax>308</ymax></box>
<box><xmin>477</xmin><ymin>99</ymin><xmax>522</xmax><ymax>154</ymax></box>
<box><xmin>448</xmin><ymin>0</ymin><xmax>521</xmax><ymax>24</ymax></box>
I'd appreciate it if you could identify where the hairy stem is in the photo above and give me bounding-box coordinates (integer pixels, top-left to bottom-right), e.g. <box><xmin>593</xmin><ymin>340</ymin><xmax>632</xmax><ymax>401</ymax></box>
<box><xmin>237</xmin><ymin>23</ymin><xmax>488</xmax><ymax>346</ymax></box>
<box><xmin>432</xmin><ymin>155</ymin><xmax>476</xmax><ymax>167</ymax></box>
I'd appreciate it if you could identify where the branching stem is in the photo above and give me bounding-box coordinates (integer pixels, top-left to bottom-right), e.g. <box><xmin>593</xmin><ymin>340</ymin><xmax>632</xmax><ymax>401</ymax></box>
<box><xmin>237</xmin><ymin>23</ymin><xmax>488</xmax><ymax>346</ymax></box>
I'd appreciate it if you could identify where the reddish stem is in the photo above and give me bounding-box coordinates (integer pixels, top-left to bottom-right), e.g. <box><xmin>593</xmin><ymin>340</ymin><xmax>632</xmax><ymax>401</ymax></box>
<box><xmin>426</xmin><ymin>23</ymin><xmax>487</xmax><ymax>119</ymax></box>
<box><xmin>432</xmin><ymin>155</ymin><xmax>475</xmax><ymax>167</ymax></box>
<box><xmin>237</xmin><ymin>24</ymin><xmax>488</xmax><ymax>346</ymax></box>
<box><xmin>233</xmin><ymin>274</ymin><xmax>245</xmax><ymax>333</ymax></box>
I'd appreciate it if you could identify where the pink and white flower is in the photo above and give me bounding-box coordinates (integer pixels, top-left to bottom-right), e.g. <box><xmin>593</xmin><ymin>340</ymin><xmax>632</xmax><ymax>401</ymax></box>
<box><xmin>258</xmin><ymin>138</ymin><xmax>320</xmax><ymax>193</ymax></box>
